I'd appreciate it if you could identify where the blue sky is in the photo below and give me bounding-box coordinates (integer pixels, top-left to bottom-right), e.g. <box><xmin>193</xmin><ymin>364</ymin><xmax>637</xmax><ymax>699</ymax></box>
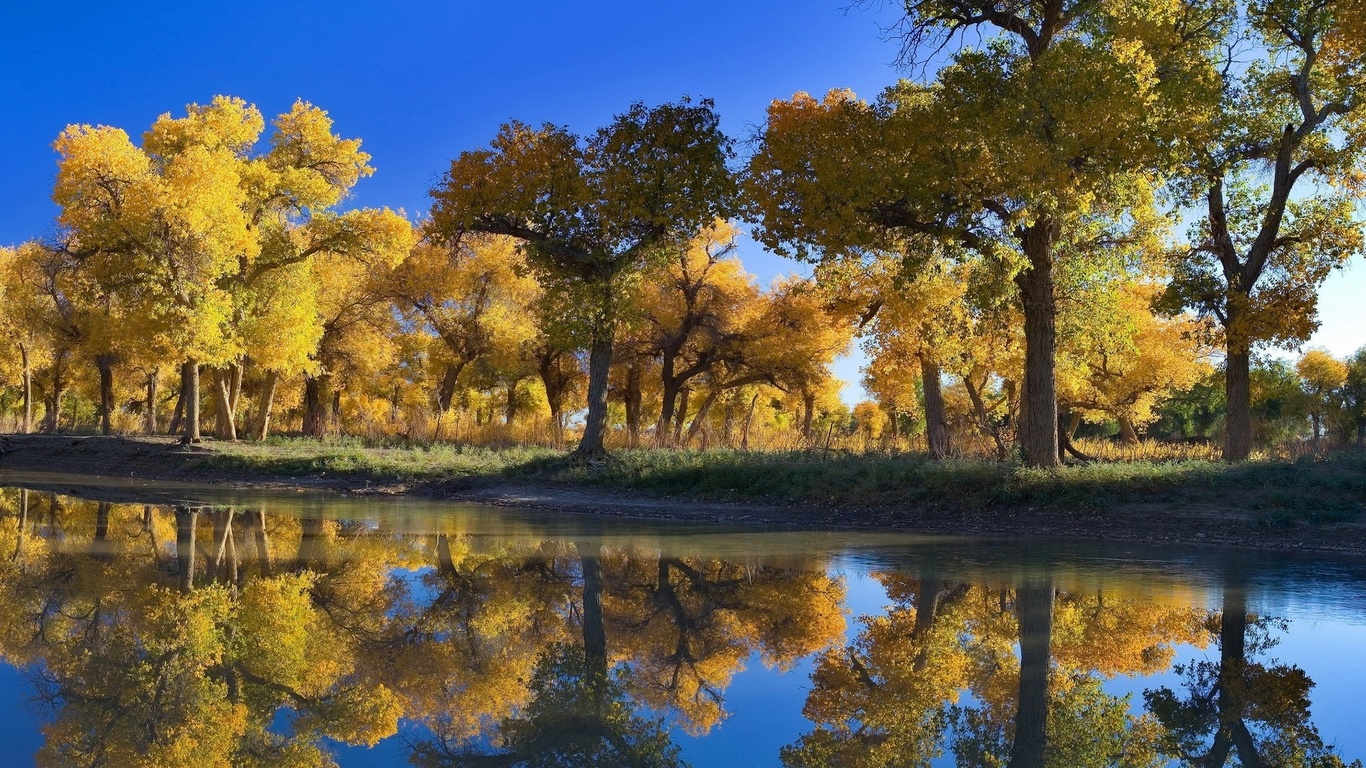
<box><xmin>2</xmin><ymin>1</ymin><xmax>1362</xmax><ymax>402</ymax></box>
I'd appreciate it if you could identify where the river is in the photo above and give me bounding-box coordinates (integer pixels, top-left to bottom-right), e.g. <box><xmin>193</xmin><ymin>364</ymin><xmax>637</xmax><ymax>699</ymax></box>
<box><xmin>0</xmin><ymin>476</ymin><xmax>1360</xmax><ymax>767</ymax></box>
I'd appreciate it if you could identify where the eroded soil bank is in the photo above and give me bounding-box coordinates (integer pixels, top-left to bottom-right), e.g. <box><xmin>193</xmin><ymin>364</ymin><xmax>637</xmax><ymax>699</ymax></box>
<box><xmin>1</xmin><ymin>434</ymin><xmax>1363</xmax><ymax>554</ymax></box>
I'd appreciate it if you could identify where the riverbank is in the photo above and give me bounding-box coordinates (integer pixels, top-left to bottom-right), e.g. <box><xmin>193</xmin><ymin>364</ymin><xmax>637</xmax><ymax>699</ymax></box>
<box><xmin>1</xmin><ymin>434</ymin><xmax>1363</xmax><ymax>553</ymax></box>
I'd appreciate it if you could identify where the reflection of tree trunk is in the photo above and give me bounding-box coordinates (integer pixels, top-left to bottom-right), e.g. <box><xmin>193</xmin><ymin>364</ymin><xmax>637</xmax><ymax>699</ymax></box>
<box><xmin>252</xmin><ymin>509</ymin><xmax>272</xmax><ymax>576</ymax></box>
<box><xmin>578</xmin><ymin>541</ymin><xmax>608</xmax><ymax>681</ymax></box>
<box><xmin>181</xmin><ymin>360</ymin><xmax>202</xmax><ymax>444</ymax></box>
<box><xmin>13</xmin><ymin>489</ymin><xmax>28</xmax><ymax>563</ymax></box>
<box><xmin>295</xmin><ymin>517</ymin><xmax>325</xmax><ymax>571</ymax></box>
<box><xmin>920</xmin><ymin>354</ymin><xmax>949</xmax><ymax>460</ymax></box>
<box><xmin>176</xmin><ymin>507</ymin><xmax>198</xmax><ymax>593</ymax></box>
<box><xmin>254</xmin><ymin>370</ymin><xmax>279</xmax><ymax>440</ymax></box>
<box><xmin>1008</xmin><ymin>580</ymin><xmax>1053</xmax><ymax>768</ymax></box>
<box><xmin>1213</xmin><ymin>587</ymin><xmax>1256</xmax><ymax>767</ymax></box>
<box><xmin>435</xmin><ymin>534</ymin><xmax>456</xmax><ymax>577</ymax></box>
<box><xmin>94</xmin><ymin>502</ymin><xmax>110</xmax><ymax>557</ymax></box>
<box><xmin>211</xmin><ymin>508</ymin><xmax>236</xmax><ymax>583</ymax></box>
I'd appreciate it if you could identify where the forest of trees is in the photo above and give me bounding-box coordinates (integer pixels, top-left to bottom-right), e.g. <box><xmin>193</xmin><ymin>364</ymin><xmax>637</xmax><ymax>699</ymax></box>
<box><xmin>3</xmin><ymin>0</ymin><xmax>1366</xmax><ymax>466</ymax></box>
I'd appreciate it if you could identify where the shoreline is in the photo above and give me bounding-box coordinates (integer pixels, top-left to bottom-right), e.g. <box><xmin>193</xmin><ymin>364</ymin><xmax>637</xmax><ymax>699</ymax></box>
<box><xmin>0</xmin><ymin>433</ymin><xmax>1363</xmax><ymax>555</ymax></box>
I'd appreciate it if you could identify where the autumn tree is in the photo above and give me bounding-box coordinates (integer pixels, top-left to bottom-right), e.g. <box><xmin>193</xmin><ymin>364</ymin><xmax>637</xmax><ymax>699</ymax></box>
<box><xmin>430</xmin><ymin>98</ymin><xmax>737</xmax><ymax>458</ymax></box>
<box><xmin>1296</xmin><ymin>349</ymin><xmax>1348</xmax><ymax>446</ymax></box>
<box><xmin>749</xmin><ymin>0</ymin><xmax>1222</xmax><ymax>466</ymax></box>
<box><xmin>1165</xmin><ymin>0</ymin><xmax>1366</xmax><ymax>460</ymax></box>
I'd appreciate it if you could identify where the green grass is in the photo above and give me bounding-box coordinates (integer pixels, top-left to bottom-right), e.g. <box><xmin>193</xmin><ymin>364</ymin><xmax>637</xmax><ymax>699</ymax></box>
<box><xmin>184</xmin><ymin>438</ymin><xmax>1366</xmax><ymax>524</ymax></box>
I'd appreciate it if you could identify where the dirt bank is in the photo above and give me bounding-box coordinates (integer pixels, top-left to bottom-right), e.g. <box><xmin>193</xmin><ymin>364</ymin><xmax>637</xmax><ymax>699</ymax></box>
<box><xmin>1</xmin><ymin>433</ymin><xmax>1363</xmax><ymax>554</ymax></box>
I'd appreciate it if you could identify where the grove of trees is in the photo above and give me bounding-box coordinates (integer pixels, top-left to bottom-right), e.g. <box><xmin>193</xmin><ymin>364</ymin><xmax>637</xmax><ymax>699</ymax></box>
<box><xmin>3</xmin><ymin>0</ymin><xmax>1366</xmax><ymax>464</ymax></box>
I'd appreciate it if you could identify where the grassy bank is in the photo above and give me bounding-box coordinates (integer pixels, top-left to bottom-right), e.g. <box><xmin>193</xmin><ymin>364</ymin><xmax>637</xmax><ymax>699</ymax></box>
<box><xmin>190</xmin><ymin>437</ymin><xmax>1366</xmax><ymax>525</ymax></box>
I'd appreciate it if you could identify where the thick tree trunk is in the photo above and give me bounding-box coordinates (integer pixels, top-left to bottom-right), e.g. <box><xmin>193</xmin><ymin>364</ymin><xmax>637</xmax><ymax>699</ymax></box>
<box><xmin>19</xmin><ymin>344</ymin><xmax>32</xmax><ymax>435</ymax></box>
<box><xmin>330</xmin><ymin>390</ymin><xmax>342</xmax><ymax>433</ymax></box>
<box><xmin>685</xmin><ymin>387</ymin><xmax>721</xmax><ymax>447</ymax></box>
<box><xmin>176</xmin><ymin>507</ymin><xmax>198</xmax><ymax>593</ymax></box>
<box><xmin>1118</xmin><ymin>416</ymin><xmax>1139</xmax><ymax>445</ymax></box>
<box><xmin>578</xmin><ymin>541</ymin><xmax>608</xmax><ymax>678</ymax></box>
<box><xmin>169</xmin><ymin>366</ymin><xmax>186</xmax><ymax>436</ymax></box>
<box><xmin>434</xmin><ymin>362</ymin><xmax>463</xmax><ymax>415</ymax></box>
<box><xmin>254</xmin><ymin>370</ymin><xmax>279</xmax><ymax>440</ymax></box>
<box><xmin>1008</xmin><ymin>580</ymin><xmax>1054</xmax><ymax>768</ymax></box>
<box><xmin>181</xmin><ymin>360</ymin><xmax>202</xmax><ymax>444</ymax></box>
<box><xmin>505</xmin><ymin>381</ymin><xmax>519</xmax><ymax>425</ymax></box>
<box><xmin>1016</xmin><ymin>222</ymin><xmax>1061</xmax><ymax>468</ymax></box>
<box><xmin>212</xmin><ymin>368</ymin><xmax>237</xmax><ymax>440</ymax></box>
<box><xmin>302</xmin><ymin>375</ymin><xmax>330</xmax><ymax>439</ymax></box>
<box><xmin>656</xmin><ymin>377</ymin><xmax>682</xmax><ymax>447</ymax></box>
<box><xmin>673</xmin><ymin>386</ymin><xmax>690</xmax><ymax>445</ymax></box>
<box><xmin>574</xmin><ymin>326</ymin><xmax>614</xmax><ymax>458</ymax></box>
<box><xmin>1225</xmin><ymin>349</ymin><xmax>1253</xmax><ymax>461</ymax></box>
<box><xmin>94</xmin><ymin>354</ymin><xmax>117</xmax><ymax>436</ymax></box>
<box><xmin>919</xmin><ymin>354</ymin><xmax>949</xmax><ymax>460</ymax></box>
<box><xmin>1066</xmin><ymin>413</ymin><xmax>1081</xmax><ymax>441</ymax></box>
<box><xmin>145</xmin><ymin>369</ymin><xmax>160</xmax><ymax>434</ymax></box>
<box><xmin>228</xmin><ymin>363</ymin><xmax>243</xmax><ymax>416</ymax></box>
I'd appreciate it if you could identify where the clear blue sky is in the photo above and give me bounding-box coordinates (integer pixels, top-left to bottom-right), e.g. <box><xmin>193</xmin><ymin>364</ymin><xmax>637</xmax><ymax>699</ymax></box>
<box><xmin>2</xmin><ymin>1</ymin><xmax>1361</xmax><ymax>402</ymax></box>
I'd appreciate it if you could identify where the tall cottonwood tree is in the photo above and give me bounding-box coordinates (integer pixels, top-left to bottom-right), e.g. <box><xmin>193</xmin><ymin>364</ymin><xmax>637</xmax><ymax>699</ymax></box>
<box><xmin>1166</xmin><ymin>0</ymin><xmax>1366</xmax><ymax>460</ymax></box>
<box><xmin>430</xmin><ymin>98</ymin><xmax>737</xmax><ymax>458</ymax></box>
<box><xmin>749</xmin><ymin>0</ymin><xmax>1223</xmax><ymax>466</ymax></box>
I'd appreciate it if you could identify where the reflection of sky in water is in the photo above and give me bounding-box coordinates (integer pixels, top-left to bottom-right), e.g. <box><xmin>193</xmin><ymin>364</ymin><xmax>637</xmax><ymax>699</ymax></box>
<box><xmin>1</xmin><ymin>482</ymin><xmax>1363</xmax><ymax>767</ymax></box>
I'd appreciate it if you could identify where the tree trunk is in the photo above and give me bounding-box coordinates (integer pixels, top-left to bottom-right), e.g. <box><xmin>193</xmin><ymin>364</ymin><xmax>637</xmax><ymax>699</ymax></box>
<box><xmin>212</xmin><ymin>368</ymin><xmax>237</xmax><ymax>440</ymax></box>
<box><xmin>801</xmin><ymin>391</ymin><xmax>816</xmax><ymax>442</ymax></box>
<box><xmin>1015</xmin><ymin>220</ymin><xmax>1061</xmax><ymax>468</ymax></box>
<box><xmin>656</xmin><ymin>378</ymin><xmax>682</xmax><ymax>447</ymax></box>
<box><xmin>169</xmin><ymin>366</ymin><xmax>186</xmax><ymax>436</ymax></box>
<box><xmin>920</xmin><ymin>354</ymin><xmax>949</xmax><ymax>460</ymax></box>
<box><xmin>672</xmin><ymin>386</ymin><xmax>690</xmax><ymax>445</ymax></box>
<box><xmin>1225</xmin><ymin>349</ymin><xmax>1253</xmax><ymax>461</ymax></box>
<box><xmin>302</xmin><ymin>375</ymin><xmax>330</xmax><ymax>439</ymax></box>
<box><xmin>505</xmin><ymin>381</ymin><xmax>519</xmax><ymax>425</ymax></box>
<box><xmin>434</xmin><ymin>362</ymin><xmax>463</xmax><ymax>415</ymax></box>
<box><xmin>1008</xmin><ymin>580</ymin><xmax>1054</xmax><ymax>768</ymax></box>
<box><xmin>741</xmin><ymin>392</ymin><xmax>759</xmax><ymax>449</ymax></box>
<box><xmin>685</xmin><ymin>387</ymin><xmax>721</xmax><ymax>447</ymax></box>
<box><xmin>228</xmin><ymin>362</ymin><xmax>243</xmax><ymax>416</ymax></box>
<box><xmin>578</xmin><ymin>541</ymin><xmax>608</xmax><ymax>677</ymax></box>
<box><xmin>94</xmin><ymin>354</ymin><xmax>117</xmax><ymax>436</ymax></box>
<box><xmin>574</xmin><ymin>326</ymin><xmax>614</xmax><ymax>458</ymax></box>
<box><xmin>254</xmin><ymin>370</ymin><xmax>279</xmax><ymax>440</ymax></box>
<box><xmin>624</xmin><ymin>363</ymin><xmax>643</xmax><ymax>447</ymax></box>
<box><xmin>1118</xmin><ymin>416</ymin><xmax>1139</xmax><ymax>445</ymax></box>
<box><xmin>181</xmin><ymin>360</ymin><xmax>201</xmax><ymax>444</ymax></box>
<box><xmin>1066</xmin><ymin>413</ymin><xmax>1081</xmax><ymax>441</ymax></box>
<box><xmin>330</xmin><ymin>389</ymin><xmax>342</xmax><ymax>433</ymax></box>
<box><xmin>19</xmin><ymin>344</ymin><xmax>32</xmax><ymax>435</ymax></box>
<box><xmin>145</xmin><ymin>369</ymin><xmax>160</xmax><ymax>434</ymax></box>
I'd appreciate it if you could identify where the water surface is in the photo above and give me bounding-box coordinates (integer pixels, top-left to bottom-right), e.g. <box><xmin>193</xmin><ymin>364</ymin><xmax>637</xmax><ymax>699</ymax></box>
<box><xmin>0</xmin><ymin>474</ymin><xmax>1361</xmax><ymax>767</ymax></box>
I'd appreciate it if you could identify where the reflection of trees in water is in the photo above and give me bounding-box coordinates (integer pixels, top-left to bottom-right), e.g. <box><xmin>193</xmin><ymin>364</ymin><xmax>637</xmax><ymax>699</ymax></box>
<box><xmin>781</xmin><ymin>571</ymin><xmax>1355</xmax><ymax>768</ymax></box>
<box><xmin>0</xmin><ymin>490</ymin><xmax>847</xmax><ymax>767</ymax></box>
<box><xmin>1144</xmin><ymin>587</ymin><xmax>1362</xmax><ymax>768</ymax></box>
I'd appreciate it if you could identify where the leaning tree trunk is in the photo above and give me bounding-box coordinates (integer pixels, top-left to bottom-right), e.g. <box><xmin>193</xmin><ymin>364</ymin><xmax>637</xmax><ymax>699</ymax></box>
<box><xmin>1224</xmin><ymin>347</ymin><xmax>1253</xmax><ymax>461</ymax></box>
<box><xmin>919</xmin><ymin>353</ymin><xmax>949</xmax><ymax>460</ymax></box>
<box><xmin>1008</xmin><ymin>579</ymin><xmax>1054</xmax><ymax>768</ymax></box>
<box><xmin>575</xmin><ymin>325</ymin><xmax>614</xmax><ymax>459</ymax></box>
<box><xmin>254</xmin><ymin>370</ymin><xmax>280</xmax><ymax>440</ymax></box>
<box><xmin>95</xmin><ymin>353</ymin><xmax>116</xmax><ymax>436</ymax></box>
<box><xmin>181</xmin><ymin>360</ymin><xmax>202</xmax><ymax>444</ymax></box>
<box><xmin>1015</xmin><ymin>220</ymin><xmax>1061</xmax><ymax>468</ymax></box>
<box><xmin>212</xmin><ymin>368</ymin><xmax>237</xmax><ymax>441</ymax></box>
<box><xmin>1118</xmin><ymin>416</ymin><xmax>1140</xmax><ymax>445</ymax></box>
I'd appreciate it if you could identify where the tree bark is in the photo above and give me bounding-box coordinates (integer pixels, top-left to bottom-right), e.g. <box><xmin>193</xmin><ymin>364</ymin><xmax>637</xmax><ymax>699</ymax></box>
<box><xmin>1118</xmin><ymin>416</ymin><xmax>1140</xmax><ymax>445</ymax></box>
<box><xmin>254</xmin><ymin>370</ymin><xmax>280</xmax><ymax>440</ymax></box>
<box><xmin>801</xmin><ymin>391</ymin><xmax>816</xmax><ymax>442</ymax></box>
<box><xmin>740</xmin><ymin>393</ymin><xmax>759</xmax><ymax>449</ymax></box>
<box><xmin>624</xmin><ymin>363</ymin><xmax>643</xmax><ymax>448</ymax></box>
<box><xmin>145</xmin><ymin>369</ymin><xmax>160</xmax><ymax>434</ymax></box>
<box><xmin>1008</xmin><ymin>580</ymin><xmax>1054</xmax><ymax>768</ymax></box>
<box><xmin>93</xmin><ymin>355</ymin><xmax>115</xmax><ymax>435</ymax></box>
<box><xmin>169</xmin><ymin>366</ymin><xmax>186</xmax><ymax>436</ymax></box>
<box><xmin>1225</xmin><ymin>349</ymin><xmax>1253</xmax><ymax>461</ymax></box>
<box><xmin>574</xmin><ymin>326</ymin><xmax>614</xmax><ymax>458</ymax></box>
<box><xmin>19</xmin><ymin>344</ymin><xmax>32</xmax><ymax>434</ymax></box>
<box><xmin>181</xmin><ymin>360</ymin><xmax>202</xmax><ymax>444</ymax></box>
<box><xmin>505</xmin><ymin>381</ymin><xmax>520</xmax><ymax>425</ymax></box>
<box><xmin>672</xmin><ymin>386</ymin><xmax>690</xmax><ymax>445</ymax></box>
<box><xmin>302</xmin><ymin>374</ymin><xmax>330</xmax><ymax>439</ymax></box>
<box><xmin>1015</xmin><ymin>220</ymin><xmax>1061</xmax><ymax>468</ymax></box>
<box><xmin>43</xmin><ymin>350</ymin><xmax>70</xmax><ymax>433</ymax></box>
<box><xmin>212</xmin><ymin>368</ymin><xmax>237</xmax><ymax>440</ymax></box>
<box><xmin>919</xmin><ymin>354</ymin><xmax>949</xmax><ymax>460</ymax></box>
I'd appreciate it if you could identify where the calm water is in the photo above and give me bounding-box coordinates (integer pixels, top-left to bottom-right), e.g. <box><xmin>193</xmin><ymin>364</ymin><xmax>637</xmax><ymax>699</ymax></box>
<box><xmin>0</xmin><ymin>471</ymin><xmax>1362</xmax><ymax>767</ymax></box>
